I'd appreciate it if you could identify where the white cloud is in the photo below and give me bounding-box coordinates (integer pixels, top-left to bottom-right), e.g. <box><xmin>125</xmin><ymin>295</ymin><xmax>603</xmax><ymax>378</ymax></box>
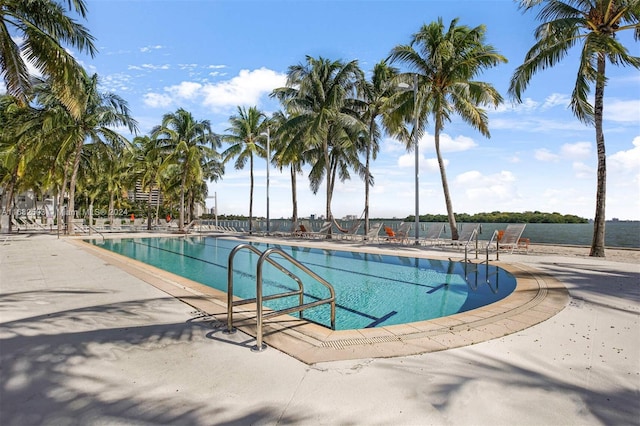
<box><xmin>201</xmin><ymin>67</ymin><xmax>286</xmax><ymax>111</ymax></box>
<box><xmin>560</xmin><ymin>142</ymin><xmax>591</xmax><ymax>160</ymax></box>
<box><xmin>541</xmin><ymin>93</ymin><xmax>570</xmax><ymax>110</ymax></box>
<box><xmin>605</xmin><ymin>99</ymin><xmax>640</xmax><ymax>123</ymax></box>
<box><xmin>143</xmin><ymin>92</ymin><xmax>172</xmax><ymax>108</ymax></box>
<box><xmin>140</xmin><ymin>67</ymin><xmax>286</xmax><ymax>112</ymax></box>
<box><xmin>419</xmin><ymin>132</ymin><xmax>477</xmax><ymax>153</ymax></box>
<box><xmin>495</xmin><ymin>98</ymin><xmax>539</xmax><ymax>113</ymax></box>
<box><xmin>572</xmin><ymin>161</ymin><xmax>593</xmax><ymax>179</ymax></box>
<box><xmin>397</xmin><ymin>152</ymin><xmax>444</xmax><ymax>173</ymax></box>
<box><xmin>141</xmin><ymin>63</ymin><xmax>170</xmax><ymax>70</ymax></box>
<box><xmin>166</xmin><ymin>81</ymin><xmax>203</xmax><ymax>100</ymax></box>
<box><xmin>609</xmin><ymin>136</ymin><xmax>640</xmax><ymax>172</ymax></box>
<box><xmin>140</xmin><ymin>45</ymin><xmax>164</xmax><ymax>53</ymax></box>
<box><xmin>454</xmin><ymin>170</ymin><xmax>517</xmax><ymax>201</ymax></box>
<box><xmin>534</xmin><ymin>148</ymin><xmax>560</xmax><ymax>162</ymax></box>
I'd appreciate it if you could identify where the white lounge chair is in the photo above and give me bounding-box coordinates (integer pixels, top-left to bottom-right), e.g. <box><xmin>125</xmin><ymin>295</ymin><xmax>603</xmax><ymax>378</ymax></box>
<box><xmin>420</xmin><ymin>223</ymin><xmax>445</xmax><ymax>246</ymax></box>
<box><xmin>384</xmin><ymin>222</ymin><xmax>412</xmax><ymax>244</ymax></box>
<box><xmin>305</xmin><ymin>221</ymin><xmax>333</xmax><ymax>239</ymax></box>
<box><xmin>440</xmin><ymin>223</ymin><xmax>480</xmax><ymax>250</ymax></box>
<box><xmin>496</xmin><ymin>223</ymin><xmax>528</xmax><ymax>253</ymax></box>
<box><xmin>357</xmin><ymin>222</ymin><xmax>382</xmax><ymax>243</ymax></box>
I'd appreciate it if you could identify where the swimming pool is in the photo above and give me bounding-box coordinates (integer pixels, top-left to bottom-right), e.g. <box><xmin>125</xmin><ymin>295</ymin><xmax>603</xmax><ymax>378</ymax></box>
<box><xmin>92</xmin><ymin>236</ymin><xmax>516</xmax><ymax>330</ymax></box>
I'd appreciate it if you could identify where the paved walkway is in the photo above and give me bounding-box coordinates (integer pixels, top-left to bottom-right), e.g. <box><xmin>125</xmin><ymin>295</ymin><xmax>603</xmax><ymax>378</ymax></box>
<box><xmin>1</xmin><ymin>233</ymin><xmax>638</xmax><ymax>425</ymax></box>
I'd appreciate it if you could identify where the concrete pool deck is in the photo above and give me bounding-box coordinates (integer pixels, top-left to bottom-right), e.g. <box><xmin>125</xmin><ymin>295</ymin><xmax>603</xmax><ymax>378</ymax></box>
<box><xmin>1</xmin><ymin>232</ymin><xmax>639</xmax><ymax>424</ymax></box>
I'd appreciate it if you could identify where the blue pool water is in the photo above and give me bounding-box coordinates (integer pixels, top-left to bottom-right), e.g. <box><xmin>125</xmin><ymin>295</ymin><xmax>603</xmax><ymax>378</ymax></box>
<box><xmin>91</xmin><ymin>236</ymin><xmax>517</xmax><ymax>330</ymax></box>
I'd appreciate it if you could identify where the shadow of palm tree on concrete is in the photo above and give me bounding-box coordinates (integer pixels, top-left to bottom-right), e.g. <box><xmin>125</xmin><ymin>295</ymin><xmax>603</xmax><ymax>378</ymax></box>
<box><xmin>535</xmin><ymin>261</ymin><xmax>640</xmax><ymax>311</ymax></box>
<box><xmin>378</xmin><ymin>346</ymin><xmax>638</xmax><ymax>425</ymax></box>
<box><xmin>0</xmin><ymin>297</ymin><xmax>311</xmax><ymax>425</ymax></box>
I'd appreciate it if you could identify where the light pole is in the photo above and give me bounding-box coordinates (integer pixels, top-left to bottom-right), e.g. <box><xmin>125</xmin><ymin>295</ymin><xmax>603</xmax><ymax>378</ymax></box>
<box><xmin>261</xmin><ymin>128</ymin><xmax>270</xmax><ymax>234</ymax></box>
<box><xmin>399</xmin><ymin>74</ymin><xmax>420</xmax><ymax>245</ymax></box>
<box><xmin>412</xmin><ymin>74</ymin><xmax>419</xmax><ymax>245</ymax></box>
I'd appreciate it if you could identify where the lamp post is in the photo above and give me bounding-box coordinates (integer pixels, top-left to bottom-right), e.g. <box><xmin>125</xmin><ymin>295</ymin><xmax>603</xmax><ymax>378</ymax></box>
<box><xmin>399</xmin><ymin>74</ymin><xmax>420</xmax><ymax>245</ymax></box>
<box><xmin>412</xmin><ymin>74</ymin><xmax>419</xmax><ymax>245</ymax></box>
<box><xmin>261</xmin><ymin>128</ymin><xmax>270</xmax><ymax>234</ymax></box>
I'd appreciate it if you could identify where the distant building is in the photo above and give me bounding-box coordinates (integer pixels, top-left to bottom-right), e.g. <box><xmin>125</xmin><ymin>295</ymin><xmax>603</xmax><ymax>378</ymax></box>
<box><xmin>128</xmin><ymin>182</ymin><xmax>164</xmax><ymax>205</ymax></box>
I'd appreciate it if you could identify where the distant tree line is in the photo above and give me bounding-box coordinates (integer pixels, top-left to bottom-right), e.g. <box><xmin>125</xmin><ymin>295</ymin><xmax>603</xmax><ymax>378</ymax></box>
<box><xmin>205</xmin><ymin>211</ymin><xmax>588</xmax><ymax>224</ymax></box>
<box><xmin>403</xmin><ymin>211</ymin><xmax>588</xmax><ymax>224</ymax></box>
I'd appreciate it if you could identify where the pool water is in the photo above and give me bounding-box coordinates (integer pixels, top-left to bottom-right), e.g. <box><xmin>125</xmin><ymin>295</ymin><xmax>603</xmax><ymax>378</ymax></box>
<box><xmin>92</xmin><ymin>236</ymin><xmax>517</xmax><ymax>330</ymax></box>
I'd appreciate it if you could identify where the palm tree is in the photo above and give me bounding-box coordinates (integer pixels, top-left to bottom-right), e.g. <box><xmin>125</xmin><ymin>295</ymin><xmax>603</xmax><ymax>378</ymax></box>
<box><xmin>221</xmin><ymin>106</ymin><xmax>268</xmax><ymax>234</ymax></box>
<box><xmin>76</xmin><ymin>143</ymin><xmax>105</xmax><ymax>230</ymax></box>
<box><xmin>272</xmin><ymin>56</ymin><xmax>366</xmax><ymax>226</ymax></box>
<box><xmin>269</xmin><ymin>109</ymin><xmax>305</xmax><ymax>231</ymax></box>
<box><xmin>388</xmin><ymin>18</ymin><xmax>507</xmax><ymax>240</ymax></box>
<box><xmin>152</xmin><ymin>108</ymin><xmax>218</xmax><ymax>232</ymax></box>
<box><xmin>0</xmin><ymin>95</ymin><xmax>31</xmax><ymax>232</ymax></box>
<box><xmin>509</xmin><ymin>0</ymin><xmax>640</xmax><ymax>257</ymax></box>
<box><xmin>0</xmin><ymin>0</ymin><xmax>96</xmax><ymax>118</ymax></box>
<box><xmin>31</xmin><ymin>73</ymin><xmax>137</xmax><ymax>234</ymax></box>
<box><xmin>360</xmin><ymin>61</ymin><xmax>400</xmax><ymax>233</ymax></box>
<box><xmin>129</xmin><ymin>136</ymin><xmax>167</xmax><ymax>230</ymax></box>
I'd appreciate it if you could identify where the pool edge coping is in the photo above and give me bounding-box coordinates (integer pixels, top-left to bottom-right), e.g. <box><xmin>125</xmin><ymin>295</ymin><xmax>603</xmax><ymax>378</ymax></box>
<box><xmin>70</xmin><ymin>234</ymin><xmax>570</xmax><ymax>365</ymax></box>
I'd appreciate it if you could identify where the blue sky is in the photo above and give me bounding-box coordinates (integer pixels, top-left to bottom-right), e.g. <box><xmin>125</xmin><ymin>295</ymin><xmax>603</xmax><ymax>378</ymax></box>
<box><xmin>24</xmin><ymin>1</ymin><xmax>640</xmax><ymax>219</ymax></box>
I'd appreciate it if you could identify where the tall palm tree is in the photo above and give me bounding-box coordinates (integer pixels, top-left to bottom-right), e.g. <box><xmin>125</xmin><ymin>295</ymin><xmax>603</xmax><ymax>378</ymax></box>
<box><xmin>360</xmin><ymin>61</ymin><xmax>400</xmax><ymax>233</ymax></box>
<box><xmin>0</xmin><ymin>95</ymin><xmax>31</xmax><ymax>232</ymax></box>
<box><xmin>152</xmin><ymin>108</ymin><xmax>218</xmax><ymax>232</ymax></box>
<box><xmin>389</xmin><ymin>18</ymin><xmax>507</xmax><ymax>240</ymax></box>
<box><xmin>509</xmin><ymin>0</ymin><xmax>640</xmax><ymax>257</ymax></box>
<box><xmin>272</xmin><ymin>56</ymin><xmax>366</xmax><ymax>226</ymax></box>
<box><xmin>0</xmin><ymin>0</ymin><xmax>96</xmax><ymax>118</ymax></box>
<box><xmin>31</xmin><ymin>73</ymin><xmax>137</xmax><ymax>233</ymax></box>
<box><xmin>129</xmin><ymin>135</ymin><xmax>167</xmax><ymax>230</ymax></box>
<box><xmin>269</xmin><ymin>109</ymin><xmax>305</xmax><ymax>231</ymax></box>
<box><xmin>76</xmin><ymin>143</ymin><xmax>105</xmax><ymax>229</ymax></box>
<box><xmin>221</xmin><ymin>106</ymin><xmax>268</xmax><ymax>234</ymax></box>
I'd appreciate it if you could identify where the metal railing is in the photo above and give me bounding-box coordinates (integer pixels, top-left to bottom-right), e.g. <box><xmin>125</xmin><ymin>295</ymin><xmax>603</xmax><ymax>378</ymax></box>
<box><xmin>226</xmin><ymin>244</ymin><xmax>336</xmax><ymax>352</ymax></box>
<box><xmin>463</xmin><ymin>260</ymin><xmax>500</xmax><ymax>294</ymax></box>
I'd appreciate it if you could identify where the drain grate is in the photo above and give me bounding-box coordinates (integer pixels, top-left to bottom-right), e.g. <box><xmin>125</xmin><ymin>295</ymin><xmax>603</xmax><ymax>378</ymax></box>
<box><xmin>321</xmin><ymin>335</ymin><xmax>402</xmax><ymax>349</ymax></box>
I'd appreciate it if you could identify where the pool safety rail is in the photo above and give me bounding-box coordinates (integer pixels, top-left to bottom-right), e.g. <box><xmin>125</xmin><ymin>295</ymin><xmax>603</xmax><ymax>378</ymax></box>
<box><xmin>463</xmin><ymin>260</ymin><xmax>500</xmax><ymax>294</ymax></box>
<box><xmin>226</xmin><ymin>244</ymin><xmax>336</xmax><ymax>352</ymax></box>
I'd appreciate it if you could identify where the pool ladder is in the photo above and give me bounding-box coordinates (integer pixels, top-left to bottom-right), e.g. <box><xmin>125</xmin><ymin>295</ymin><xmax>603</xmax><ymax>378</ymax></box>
<box><xmin>225</xmin><ymin>244</ymin><xmax>336</xmax><ymax>352</ymax></box>
<box><xmin>462</xmin><ymin>260</ymin><xmax>500</xmax><ymax>294</ymax></box>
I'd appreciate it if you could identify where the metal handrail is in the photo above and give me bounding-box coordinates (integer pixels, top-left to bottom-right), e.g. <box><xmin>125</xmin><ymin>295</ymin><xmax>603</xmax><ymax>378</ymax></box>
<box><xmin>463</xmin><ymin>260</ymin><xmax>500</xmax><ymax>294</ymax></box>
<box><xmin>87</xmin><ymin>225</ymin><xmax>105</xmax><ymax>242</ymax></box>
<box><xmin>226</xmin><ymin>244</ymin><xmax>305</xmax><ymax>334</ymax></box>
<box><xmin>226</xmin><ymin>244</ymin><xmax>336</xmax><ymax>352</ymax></box>
<box><xmin>254</xmin><ymin>247</ymin><xmax>336</xmax><ymax>351</ymax></box>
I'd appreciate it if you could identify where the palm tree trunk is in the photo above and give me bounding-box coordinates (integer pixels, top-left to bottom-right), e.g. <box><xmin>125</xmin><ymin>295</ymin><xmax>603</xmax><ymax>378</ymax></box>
<box><xmin>435</xmin><ymin>124</ymin><xmax>458</xmax><ymax>240</ymax></box>
<box><xmin>108</xmin><ymin>193</ymin><xmax>115</xmax><ymax>227</ymax></box>
<box><xmin>5</xmin><ymin>174</ymin><xmax>16</xmax><ymax>233</ymax></box>
<box><xmin>66</xmin><ymin>140</ymin><xmax>84</xmax><ymax>235</ymax></box>
<box><xmin>290</xmin><ymin>166</ymin><xmax>298</xmax><ymax>230</ymax></box>
<box><xmin>590</xmin><ymin>54</ymin><xmax>607</xmax><ymax>257</ymax></box>
<box><xmin>249</xmin><ymin>155</ymin><xmax>254</xmax><ymax>234</ymax></box>
<box><xmin>147</xmin><ymin>187</ymin><xmax>153</xmax><ymax>230</ymax></box>
<box><xmin>324</xmin><ymin>139</ymin><xmax>333</xmax><ymax>234</ymax></box>
<box><xmin>88</xmin><ymin>199</ymin><xmax>94</xmax><ymax>235</ymax></box>
<box><xmin>179</xmin><ymin>172</ymin><xmax>187</xmax><ymax>232</ymax></box>
<box><xmin>364</xmin><ymin>120</ymin><xmax>374</xmax><ymax>234</ymax></box>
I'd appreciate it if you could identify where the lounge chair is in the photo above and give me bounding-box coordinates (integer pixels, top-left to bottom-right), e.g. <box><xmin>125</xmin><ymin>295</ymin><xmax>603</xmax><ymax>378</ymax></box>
<box><xmin>305</xmin><ymin>221</ymin><xmax>333</xmax><ymax>239</ymax></box>
<box><xmin>420</xmin><ymin>223</ymin><xmax>445</xmax><ymax>246</ymax></box>
<box><xmin>441</xmin><ymin>223</ymin><xmax>480</xmax><ymax>250</ymax></box>
<box><xmin>357</xmin><ymin>222</ymin><xmax>382</xmax><ymax>243</ymax></box>
<box><xmin>384</xmin><ymin>222</ymin><xmax>411</xmax><ymax>244</ymax></box>
<box><xmin>494</xmin><ymin>223</ymin><xmax>528</xmax><ymax>254</ymax></box>
<box><xmin>342</xmin><ymin>222</ymin><xmax>362</xmax><ymax>240</ymax></box>
<box><xmin>334</xmin><ymin>220</ymin><xmax>362</xmax><ymax>240</ymax></box>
